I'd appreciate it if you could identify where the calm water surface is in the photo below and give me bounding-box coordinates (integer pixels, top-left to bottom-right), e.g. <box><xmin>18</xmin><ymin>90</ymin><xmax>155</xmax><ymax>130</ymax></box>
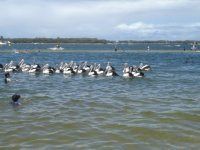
<box><xmin>0</xmin><ymin>50</ymin><xmax>200</xmax><ymax>149</ymax></box>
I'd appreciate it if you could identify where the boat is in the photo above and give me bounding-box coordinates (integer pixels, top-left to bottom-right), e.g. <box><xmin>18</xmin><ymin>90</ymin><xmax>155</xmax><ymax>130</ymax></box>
<box><xmin>175</xmin><ymin>44</ymin><xmax>181</xmax><ymax>47</ymax></box>
<box><xmin>49</xmin><ymin>44</ymin><xmax>64</xmax><ymax>50</ymax></box>
<box><xmin>0</xmin><ymin>41</ymin><xmax>7</xmax><ymax>45</ymax></box>
<box><xmin>0</xmin><ymin>41</ymin><xmax>12</xmax><ymax>46</ymax></box>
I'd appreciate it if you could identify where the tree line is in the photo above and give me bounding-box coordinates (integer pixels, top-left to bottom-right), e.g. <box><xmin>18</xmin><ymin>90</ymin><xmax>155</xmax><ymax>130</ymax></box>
<box><xmin>2</xmin><ymin>36</ymin><xmax>199</xmax><ymax>44</ymax></box>
<box><xmin>4</xmin><ymin>38</ymin><xmax>108</xmax><ymax>44</ymax></box>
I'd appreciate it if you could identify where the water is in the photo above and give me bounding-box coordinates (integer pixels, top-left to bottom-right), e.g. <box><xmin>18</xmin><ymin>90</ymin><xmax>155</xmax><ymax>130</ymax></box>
<box><xmin>0</xmin><ymin>42</ymin><xmax>198</xmax><ymax>51</ymax></box>
<box><xmin>0</xmin><ymin>46</ymin><xmax>200</xmax><ymax>149</ymax></box>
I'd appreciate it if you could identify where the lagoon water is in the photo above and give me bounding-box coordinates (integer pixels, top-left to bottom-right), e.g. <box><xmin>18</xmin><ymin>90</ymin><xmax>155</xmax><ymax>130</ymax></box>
<box><xmin>0</xmin><ymin>44</ymin><xmax>200</xmax><ymax>149</ymax></box>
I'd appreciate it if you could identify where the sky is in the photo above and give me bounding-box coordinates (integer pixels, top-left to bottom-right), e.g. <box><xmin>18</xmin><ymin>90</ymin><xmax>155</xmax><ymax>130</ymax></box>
<box><xmin>0</xmin><ymin>0</ymin><xmax>200</xmax><ymax>40</ymax></box>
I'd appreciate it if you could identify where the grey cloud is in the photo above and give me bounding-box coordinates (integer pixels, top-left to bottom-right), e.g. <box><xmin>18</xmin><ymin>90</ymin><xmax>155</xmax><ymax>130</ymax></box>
<box><xmin>0</xmin><ymin>0</ymin><xmax>200</xmax><ymax>40</ymax></box>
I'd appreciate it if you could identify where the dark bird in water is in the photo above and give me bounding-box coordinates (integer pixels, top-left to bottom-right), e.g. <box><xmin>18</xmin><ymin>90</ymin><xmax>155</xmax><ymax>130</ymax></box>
<box><xmin>4</xmin><ymin>72</ymin><xmax>11</xmax><ymax>83</ymax></box>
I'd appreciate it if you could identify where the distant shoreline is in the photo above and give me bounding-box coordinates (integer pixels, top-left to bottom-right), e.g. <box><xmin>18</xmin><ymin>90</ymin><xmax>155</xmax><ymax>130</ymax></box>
<box><xmin>2</xmin><ymin>38</ymin><xmax>200</xmax><ymax>44</ymax></box>
<box><xmin>0</xmin><ymin>49</ymin><xmax>199</xmax><ymax>53</ymax></box>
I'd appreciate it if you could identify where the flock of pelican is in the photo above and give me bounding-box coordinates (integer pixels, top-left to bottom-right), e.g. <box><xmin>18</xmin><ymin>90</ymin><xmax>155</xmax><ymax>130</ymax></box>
<box><xmin>1</xmin><ymin>59</ymin><xmax>151</xmax><ymax>79</ymax></box>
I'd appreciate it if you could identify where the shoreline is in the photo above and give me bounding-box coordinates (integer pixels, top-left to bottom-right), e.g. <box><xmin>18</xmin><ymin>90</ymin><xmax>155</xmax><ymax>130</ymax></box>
<box><xmin>0</xmin><ymin>49</ymin><xmax>200</xmax><ymax>53</ymax></box>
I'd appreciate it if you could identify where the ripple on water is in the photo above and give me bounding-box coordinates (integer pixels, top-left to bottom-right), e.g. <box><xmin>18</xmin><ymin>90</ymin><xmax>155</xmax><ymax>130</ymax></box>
<box><xmin>1</xmin><ymin>52</ymin><xmax>200</xmax><ymax>149</ymax></box>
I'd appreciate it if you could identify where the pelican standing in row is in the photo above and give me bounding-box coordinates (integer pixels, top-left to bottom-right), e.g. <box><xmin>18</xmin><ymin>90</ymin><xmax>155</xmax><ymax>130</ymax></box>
<box><xmin>123</xmin><ymin>63</ymin><xmax>134</xmax><ymax>78</ymax></box>
<box><xmin>105</xmin><ymin>62</ymin><xmax>118</xmax><ymax>77</ymax></box>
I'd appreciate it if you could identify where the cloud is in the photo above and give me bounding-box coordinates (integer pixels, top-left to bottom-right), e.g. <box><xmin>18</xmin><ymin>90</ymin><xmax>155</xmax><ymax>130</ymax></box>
<box><xmin>115</xmin><ymin>22</ymin><xmax>200</xmax><ymax>40</ymax></box>
<box><xmin>115</xmin><ymin>22</ymin><xmax>155</xmax><ymax>34</ymax></box>
<box><xmin>0</xmin><ymin>0</ymin><xmax>200</xmax><ymax>40</ymax></box>
<box><xmin>1</xmin><ymin>0</ymin><xmax>197</xmax><ymax>21</ymax></box>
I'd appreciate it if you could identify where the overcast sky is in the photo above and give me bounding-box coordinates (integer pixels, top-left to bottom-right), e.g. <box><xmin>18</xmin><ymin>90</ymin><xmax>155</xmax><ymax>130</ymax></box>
<box><xmin>0</xmin><ymin>0</ymin><xmax>200</xmax><ymax>40</ymax></box>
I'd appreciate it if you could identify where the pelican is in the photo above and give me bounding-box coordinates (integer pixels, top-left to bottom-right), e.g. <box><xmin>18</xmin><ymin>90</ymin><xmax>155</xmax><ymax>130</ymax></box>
<box><xmin>42</xmin><ymin>64</ymin><xmax>55</xmax><ymax>74</ymax></box>
<box><xmin>63</xmin><ymin>63</ymin><xmax>75</xmax><ymax>75</ymax></box>
<box><xmin>82</xmin><ymin>61</ymin><xmax>91</xmax><ymax>72</ymax></box>
<box><xmin>88</xmin><ymin>65</ymin><xmax>98</xmax><ymax>76</ymax></box>
<box><xmin>77</xmin><ymin>65</ymin><xmax>87</xmax><ymax>74</ymax></box>
<box><xmin>3</xmin><ymin>61</ymin><xmax>18</xmax><ymax>72</ymax></box>
<box><xmin>55</xmin><ymin>62</ymin><xmax>64</xmax><ymax>73</ymax></box>
<box><xmin>122</xmin><ymin>63</ymin><xmax>134</xmax><ymax>78</ymax></box>
<box><xmin>28</xmin><ymin>64</ymin><xmax>41</xmax><ymax>73</ymax></box>
<box><xmin>139</xmin><ymin>63</ymin><xmax>151</xmax><ymax>71</ymax></box>
<box><xmin>130</xmin><ymin>66</ymin><xmax>144</xmax><ymax>78</ymax></box>
<box><xmin>105</xmin><ymin>62</ymin><xmax>118</xmax><ymax>77</ymax></box>
<box><xmin>95</xmin><ymin>64</ymin><xmax>105</xmax><ymax>75</ymax></box>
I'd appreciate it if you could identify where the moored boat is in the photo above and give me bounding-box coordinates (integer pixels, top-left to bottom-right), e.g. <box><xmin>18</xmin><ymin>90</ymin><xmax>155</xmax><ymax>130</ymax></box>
<box><xmin>49</xmin><ymin>44</ymin><xmax>64</xmax><ymax>50</ymax></box>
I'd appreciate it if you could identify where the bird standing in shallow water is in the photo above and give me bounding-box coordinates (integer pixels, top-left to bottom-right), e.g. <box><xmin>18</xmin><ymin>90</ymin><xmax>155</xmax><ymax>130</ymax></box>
<box><xmin>4</xmin><ymin>72</ymin><xmax>11</xmax><ymax>83</ymax></box>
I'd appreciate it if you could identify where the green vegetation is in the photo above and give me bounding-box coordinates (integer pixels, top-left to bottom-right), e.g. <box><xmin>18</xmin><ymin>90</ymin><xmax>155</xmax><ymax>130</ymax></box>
<box><xmin>118</xmin><ymin>40</ymin><xmax>199</xmax><ymax>44</ymax></box>
<box><xmin>2</xmin><ymin>37</ymin><xmax>199</xmax><ymax>44</ymax></box>
<box><xmin>5</xmin><ymin>38</ymin><xmax>108</xmax><ymax>44</ymax></box>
